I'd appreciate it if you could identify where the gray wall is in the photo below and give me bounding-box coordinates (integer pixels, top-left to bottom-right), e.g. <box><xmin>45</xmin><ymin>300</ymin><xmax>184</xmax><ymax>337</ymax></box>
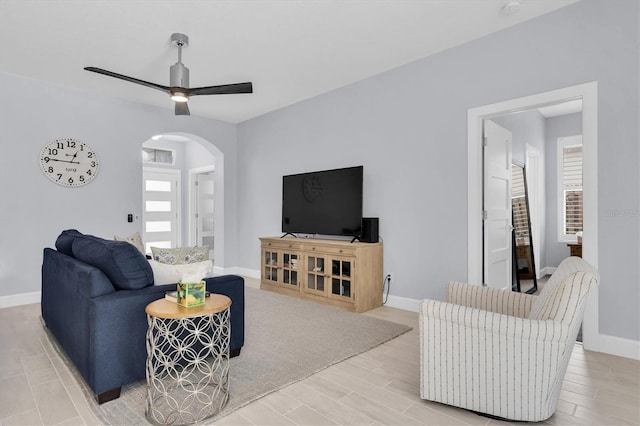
<box><xmin>0</xmin><ymin>72</ymin><xmax>239</xmax><ymax>298</ymax></box>
<box><xmin>544</xmin><ymin>113</ymin><xmax>583</xmax><ymax>268</ymax></box>
<box><xmin>237</xmin><ymin>0</ymin><xmax>639</xmax><ymax>341</ymax></box>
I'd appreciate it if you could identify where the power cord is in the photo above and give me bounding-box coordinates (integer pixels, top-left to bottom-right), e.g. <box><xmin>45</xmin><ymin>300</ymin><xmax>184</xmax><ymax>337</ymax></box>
<box><xmin>383</xmin><ymin>273</ymin><xmax>391</xmax><ymax>304</ymax></box>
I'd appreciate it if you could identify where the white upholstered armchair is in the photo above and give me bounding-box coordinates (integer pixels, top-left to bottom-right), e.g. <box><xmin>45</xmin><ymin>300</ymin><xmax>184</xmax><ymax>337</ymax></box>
<box><xmin>419</xmin><ymin>257</ymin><xmax>599</xmax><ymax>422</ymax></box>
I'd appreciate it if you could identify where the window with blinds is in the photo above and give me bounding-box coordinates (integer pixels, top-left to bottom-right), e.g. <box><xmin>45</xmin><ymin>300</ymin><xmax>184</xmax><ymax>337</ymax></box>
<box><xmin>557</xmin><ymin>136</ymin><xmax>583</xmax><ymax>242</ymax></box>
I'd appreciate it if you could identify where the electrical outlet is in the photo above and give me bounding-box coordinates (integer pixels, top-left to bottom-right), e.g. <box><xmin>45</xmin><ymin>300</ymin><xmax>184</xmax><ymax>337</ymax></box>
<box><xmin>387</xmin><ymin>272</ymin><xmax>393</xmax><ymax>283</ymax></box>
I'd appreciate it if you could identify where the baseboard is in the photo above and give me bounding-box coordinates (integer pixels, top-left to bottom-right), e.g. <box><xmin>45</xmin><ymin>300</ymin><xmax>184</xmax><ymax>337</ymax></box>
<box><xmin>383</xmin><ymin>294</ymin><xmax>421</xmax><ymax>313</ymax></box>
<box><xmin>540</xmin><ymin>266</ymin><xmax>556</xmax><ymax>277</ymax></box>
<box><xmin>223</xmin><ymin>267</ymin><xmax>260</xmax><ymax>280</ymax></box>
<box><xmin>0</xmin><ymin>291</ymin><xmax>41</xmax><ymax>309</ymax></box>
<box><xmin>598</xmin><ymin>333</ymin><xmax>640</xmax><ymax>360</ymax></box>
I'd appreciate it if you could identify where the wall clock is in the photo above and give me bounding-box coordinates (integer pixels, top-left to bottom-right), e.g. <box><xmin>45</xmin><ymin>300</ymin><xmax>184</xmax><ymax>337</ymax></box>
<box><xmin>40</xmin><ymin>138</ymin><xmax>100</xmax><ymax>187</ymax></box>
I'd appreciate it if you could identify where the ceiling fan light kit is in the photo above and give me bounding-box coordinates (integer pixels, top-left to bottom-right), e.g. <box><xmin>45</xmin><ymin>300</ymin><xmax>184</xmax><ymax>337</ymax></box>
<box><xmin>84</xmin><ymin>33</ymin><xmax>252</xmax><ymax>116</ymax></box>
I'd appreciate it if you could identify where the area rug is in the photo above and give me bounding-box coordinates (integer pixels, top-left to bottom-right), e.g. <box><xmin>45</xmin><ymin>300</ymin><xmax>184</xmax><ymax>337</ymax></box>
<box><xmin>47</xmin><ymin>286</ymin><xmax>411</xmax><ymax>425</ymax></box>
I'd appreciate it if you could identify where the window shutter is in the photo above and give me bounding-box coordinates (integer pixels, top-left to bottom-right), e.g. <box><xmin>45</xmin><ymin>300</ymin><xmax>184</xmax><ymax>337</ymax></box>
<box><xmin>563</xmin><ymin>145</ymin><xmax>583</xmax><ymax>235</ymax></box>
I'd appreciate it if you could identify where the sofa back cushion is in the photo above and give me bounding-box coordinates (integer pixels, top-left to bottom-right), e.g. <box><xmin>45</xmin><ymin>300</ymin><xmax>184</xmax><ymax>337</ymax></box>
<box><xmin>72</xmin><ymin>235</ymin><xmax>153</xmax><ymax>290</ymax></box>
<box><xmin>55</xmin><ymin>229</ymin><xmax>83</xmax><ymax>256</ymax></box>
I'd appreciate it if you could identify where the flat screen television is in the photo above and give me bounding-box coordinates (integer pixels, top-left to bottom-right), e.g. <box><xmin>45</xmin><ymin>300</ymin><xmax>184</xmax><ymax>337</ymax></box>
<box><xmin>282</xmin><ymin>166</ymin><xmax>363</xmax><ymax>237</ymax></box>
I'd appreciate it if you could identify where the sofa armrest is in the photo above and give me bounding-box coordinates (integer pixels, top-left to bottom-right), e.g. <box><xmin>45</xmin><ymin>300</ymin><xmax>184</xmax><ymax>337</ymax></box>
<box><xmin>204</xmin><ymin>275</ymin><xmax>245</xmax><ymax>352</ymax></box>
<box><xmin>446</xmin><ymin>280</ymin><xmax>536</xmax><ymax>318</ymax></box>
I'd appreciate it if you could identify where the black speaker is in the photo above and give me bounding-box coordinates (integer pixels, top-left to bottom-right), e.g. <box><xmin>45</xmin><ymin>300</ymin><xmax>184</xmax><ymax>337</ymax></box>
<box><xmin>360</xmin><ymin>217</ymin><xmax>379</xmax><ymax>243</ymax></box>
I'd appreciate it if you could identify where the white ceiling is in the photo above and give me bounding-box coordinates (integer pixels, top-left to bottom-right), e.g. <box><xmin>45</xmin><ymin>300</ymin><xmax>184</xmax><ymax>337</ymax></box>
<box><xmin>0</xmin><ymin>0</ymin><xmax>579</xmax><ymax>123</ymax></box>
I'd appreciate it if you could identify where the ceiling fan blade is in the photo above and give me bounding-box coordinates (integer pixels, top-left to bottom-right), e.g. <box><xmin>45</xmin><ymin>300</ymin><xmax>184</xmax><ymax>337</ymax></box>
<box><xmin>187</xmin><ymin>82</ymin><xmax>253</xmax><ymax>96</ymax></box>
<box><xmin>175</xmin><ymin>102</ymin><xmax>190</xmax><ymax>116</ymax></box>
<box><xmin>84</xmin><ymin>67</ymin><xmax>170</xmax><ymax>94</ymax></box>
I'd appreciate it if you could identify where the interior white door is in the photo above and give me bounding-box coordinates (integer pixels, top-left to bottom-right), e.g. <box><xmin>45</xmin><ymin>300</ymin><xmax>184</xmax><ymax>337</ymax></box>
<box><xmin>483</xmin><ymin>120</ymin><xmax>513</xmax><ymax>289</ymax></box>
<box><xmin>194</xmin><ymin>171</ymin><xmax>214</xmax><ymax>260</ymax></box>
<box><xmin>142</xmin><ymin>170</ymin><xmax>179</xmax><ymax>253</ymax></box>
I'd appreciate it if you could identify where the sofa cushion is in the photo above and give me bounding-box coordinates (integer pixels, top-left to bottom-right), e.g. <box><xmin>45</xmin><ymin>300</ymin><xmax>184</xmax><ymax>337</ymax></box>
<box><xmin>151</xmin><ymin>246</ymin><xmax>209</xmax><ymax>265</ymax></box>
<box><xmin>72</xmin><ymin>235</ymin><xmax>153</xmax><ymax>290</ymax></box>
<box><xmin>55</xmin><ymin>229</ymin><xmax>83</xmax><ymax>256</ymax></box>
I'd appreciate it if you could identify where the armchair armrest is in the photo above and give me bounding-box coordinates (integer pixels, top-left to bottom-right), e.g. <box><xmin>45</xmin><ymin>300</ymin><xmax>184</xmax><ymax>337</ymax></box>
<box><xmin>420</xmin><ymin>298</ymin><xmax>570</xmax><ymax>343</ymax></box>
<box><xmin>446</xmin><ymin>280</ymin><xmax>536</xmax><ymax>318</ymax></box>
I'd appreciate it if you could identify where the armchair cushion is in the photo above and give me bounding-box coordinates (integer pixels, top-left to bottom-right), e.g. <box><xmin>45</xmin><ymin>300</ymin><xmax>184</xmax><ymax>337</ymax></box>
<box><xmin>529</xmin><ymin>256</ymin><xmax>599</xmax><ymax>319</ymax></box>
<box><xmin>529</xmin><ymin>271</ymin><xmax>598</xmax><ymax>322</ymax></box>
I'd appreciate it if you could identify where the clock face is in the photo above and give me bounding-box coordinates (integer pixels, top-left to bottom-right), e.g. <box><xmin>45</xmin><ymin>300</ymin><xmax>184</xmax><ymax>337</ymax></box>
<box><xmin>40</xmin><ymin>138</ymin><xmax>100</xmax><ymax>187</ymax></box>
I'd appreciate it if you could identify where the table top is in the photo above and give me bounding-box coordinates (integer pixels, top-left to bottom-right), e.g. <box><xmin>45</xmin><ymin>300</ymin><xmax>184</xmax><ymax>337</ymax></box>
<box><xmin>146</xmin><ymin>294</ymin><xmax>231</xmax><ymax>319</ymax></box>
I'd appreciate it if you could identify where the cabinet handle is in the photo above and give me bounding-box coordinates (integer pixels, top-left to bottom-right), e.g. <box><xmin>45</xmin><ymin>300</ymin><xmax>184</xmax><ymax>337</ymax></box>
<box><xmin>339</xmin><ymin>249</ymin><xmax>343</xmax><ymax>253</ymax></box>
<box><xmin>288</xmin><ymin>244</ymin><xmax>292</xmax><ymax>248</ymax></box>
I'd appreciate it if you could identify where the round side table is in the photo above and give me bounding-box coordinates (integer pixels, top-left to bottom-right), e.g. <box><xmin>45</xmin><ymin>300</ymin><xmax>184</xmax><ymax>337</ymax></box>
<box><xmin>145</xmin><ymin>295</ymin><xmax>232</xmax><ymax>426</ymax></box>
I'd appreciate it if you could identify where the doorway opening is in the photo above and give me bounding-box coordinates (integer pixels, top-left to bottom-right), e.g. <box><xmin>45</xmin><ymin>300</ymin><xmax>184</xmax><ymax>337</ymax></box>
<box><xmin>189</xmin><ymin>166</ymin><xmax>215</xmax><ymax>261</ymax></box>
<box><xmin>467</xmin><ymin>82</ymin><xmax>599</xmax><ymax>351</ymax></box>
<box><xmin>141</xmin><ymin>133</ymin><xmax>226</xmax><ymax>269</ymax></box>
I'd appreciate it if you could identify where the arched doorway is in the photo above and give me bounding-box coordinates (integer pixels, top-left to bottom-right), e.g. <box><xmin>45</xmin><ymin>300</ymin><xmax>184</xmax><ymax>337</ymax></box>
<box><xmin>141</xmin><ymin>132</ymin><xmax>226</xmax><ymax>268</ymax></box>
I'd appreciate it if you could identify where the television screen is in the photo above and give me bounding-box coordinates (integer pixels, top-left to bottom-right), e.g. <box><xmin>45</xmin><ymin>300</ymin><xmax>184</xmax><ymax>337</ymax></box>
<box><xmin>282</xmin><ymin>166</ymin><xmax>363</xmax><ymax>236</ymax></box>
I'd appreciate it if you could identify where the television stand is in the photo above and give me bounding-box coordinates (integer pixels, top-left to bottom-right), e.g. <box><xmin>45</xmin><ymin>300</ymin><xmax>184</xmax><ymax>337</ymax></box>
<box><xmin>260</xmin><ymin>236</ymin><xmax>383</xmax><ymax>313</ymax></box>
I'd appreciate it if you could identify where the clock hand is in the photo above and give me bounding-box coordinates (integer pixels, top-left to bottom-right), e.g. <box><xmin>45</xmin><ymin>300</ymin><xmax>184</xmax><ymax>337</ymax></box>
<box><xmin>48</xmin><ymin>158</ymin><xmax>76</xmax><ymax>164</ymax></box>
<box><xmin>66</xmin><ymin>151</ymin><xmax>80</xmax><ymax>164</ymax></box>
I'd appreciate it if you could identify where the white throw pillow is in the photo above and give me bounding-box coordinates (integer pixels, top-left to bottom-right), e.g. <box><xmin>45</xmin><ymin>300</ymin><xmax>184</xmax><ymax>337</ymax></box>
<box><xmin>114</xmin><ymin>232</ymin><xmax>145</xmax><ymax>254</ymax></box>
<box><xmin>149</xmin><ymin>259</ymin><xmax>214</xmax><ymax>286</ymax></box>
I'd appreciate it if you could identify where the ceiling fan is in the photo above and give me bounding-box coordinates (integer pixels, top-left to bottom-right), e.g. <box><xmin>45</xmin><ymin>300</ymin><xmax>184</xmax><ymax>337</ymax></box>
<box><xmin>84</xmin><ymin>33</ymin><xmax>252</xmax><ymax>116</ymax></box>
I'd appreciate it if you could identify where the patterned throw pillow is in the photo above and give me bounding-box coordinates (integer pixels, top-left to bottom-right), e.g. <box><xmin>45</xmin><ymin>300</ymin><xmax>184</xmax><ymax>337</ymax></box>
<box><xmin>114</xmin><ymin>232</ymin><xmax>145</xmax><ymax>254</ymax></box>
<box><xmin>151</xmin><ymin>246</ymin><xmax>209</xmax><ymax>265</ymax></box>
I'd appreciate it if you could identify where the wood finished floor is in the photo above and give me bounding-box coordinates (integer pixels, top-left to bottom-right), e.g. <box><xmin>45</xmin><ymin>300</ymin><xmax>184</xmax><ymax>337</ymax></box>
<box><xmin>0</xmin><ymin>278</ymin><xmax>638</xmax><ymax>426</ymax></box>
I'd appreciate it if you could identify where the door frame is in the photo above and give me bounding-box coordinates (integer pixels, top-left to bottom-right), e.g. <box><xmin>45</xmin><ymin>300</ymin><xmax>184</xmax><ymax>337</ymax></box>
<box><xmin>467</xmin><ymin>81</ymin><xmax>599</xmax><ymax>351</ymax></box>
<box><xmin>188</xmin><ymin>165</ymin><xmax>215</xmax><ymax>248</ymax></box>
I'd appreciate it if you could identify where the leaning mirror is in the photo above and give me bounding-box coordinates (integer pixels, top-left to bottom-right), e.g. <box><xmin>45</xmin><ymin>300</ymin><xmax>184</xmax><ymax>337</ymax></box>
<box><xmin>511</xmin><ymin>163</ymin><xmax>537</xmax><ymax>293</ymax></box>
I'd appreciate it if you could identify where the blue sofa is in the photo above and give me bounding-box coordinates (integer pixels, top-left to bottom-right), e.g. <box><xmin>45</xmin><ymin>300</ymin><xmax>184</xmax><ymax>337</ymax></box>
<box><xmin>41</xmin><ymin>230</ymin><xmax>244</xmax><ymax>404</ymax></box>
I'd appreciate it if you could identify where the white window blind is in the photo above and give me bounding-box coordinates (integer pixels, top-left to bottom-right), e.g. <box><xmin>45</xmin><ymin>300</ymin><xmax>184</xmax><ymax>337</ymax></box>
<box><xmin>557</xmin><ymin>136</ymin><xmax>583</xmax><ymax>241</ymax></box>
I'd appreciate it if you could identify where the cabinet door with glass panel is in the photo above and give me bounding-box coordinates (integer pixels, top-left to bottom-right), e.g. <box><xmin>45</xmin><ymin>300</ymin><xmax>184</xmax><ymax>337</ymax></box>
<box><xmin>305</xmin><ymin>254</ymin><xmax>327</xmax><ymax>296</ymax></box>
<box><xmin>262</xmin><ymin>247</ymin><xmax>300</xmax><ymax>289</ymax></box>
<box><xmin>328</xmin><ymin>257</ymin><xmax>355</xmax><ymax>302</ymax></box>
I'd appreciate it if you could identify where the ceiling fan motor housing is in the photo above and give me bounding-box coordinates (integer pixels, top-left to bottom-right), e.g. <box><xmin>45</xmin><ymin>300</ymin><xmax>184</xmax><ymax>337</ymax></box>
<box><xmin>170</xmin><ymin>62</ymin><xmax>189</xmax><ymax>88</ymax></box>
